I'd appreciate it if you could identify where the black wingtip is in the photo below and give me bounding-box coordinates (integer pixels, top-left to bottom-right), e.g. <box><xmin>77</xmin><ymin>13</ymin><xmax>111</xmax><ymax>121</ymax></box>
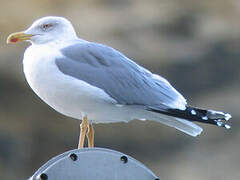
<box><xmin>147</xmin><ymin>106</ymin><xmax>232</xmax><ymax>129</ymax></box>
<box><xmin>207</xmin><ymin>110</ymin><xmax>232</xmax><ymax>129</ymax></box>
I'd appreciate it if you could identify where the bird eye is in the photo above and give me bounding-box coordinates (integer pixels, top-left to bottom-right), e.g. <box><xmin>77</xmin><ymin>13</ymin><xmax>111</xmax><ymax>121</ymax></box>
<box><xmin>42</xmin><ymin>24</ymin><xmax>52</xmax><ymax>30</ymax></box>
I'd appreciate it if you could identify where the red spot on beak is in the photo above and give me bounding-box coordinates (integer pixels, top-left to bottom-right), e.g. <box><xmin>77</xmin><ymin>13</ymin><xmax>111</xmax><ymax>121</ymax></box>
<box><xmin>11</xmin><ymin>38</ymin><xmax>19</xmax><ymax>43</ymax></box>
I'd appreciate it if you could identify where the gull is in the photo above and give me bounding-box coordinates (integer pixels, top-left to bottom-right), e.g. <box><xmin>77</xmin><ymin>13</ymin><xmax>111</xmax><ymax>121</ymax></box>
<box><xmin>7</xmin><ymin>16</ymin><xmax>231</xmax><ymax>148</ymax></box>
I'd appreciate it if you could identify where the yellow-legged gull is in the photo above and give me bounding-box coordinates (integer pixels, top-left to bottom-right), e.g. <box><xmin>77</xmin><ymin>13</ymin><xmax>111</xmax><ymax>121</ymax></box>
<box><xmin>7</xmin><ymin>16</ymin><xmax>231</xmax><ymax>148</ymax></box>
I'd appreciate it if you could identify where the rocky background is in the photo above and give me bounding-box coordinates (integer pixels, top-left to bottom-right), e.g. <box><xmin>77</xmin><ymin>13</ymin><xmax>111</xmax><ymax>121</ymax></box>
<box><xmin>0</xmin><ymin>0</ymin><xmax>239</xmax><ymax>179</ymax></box>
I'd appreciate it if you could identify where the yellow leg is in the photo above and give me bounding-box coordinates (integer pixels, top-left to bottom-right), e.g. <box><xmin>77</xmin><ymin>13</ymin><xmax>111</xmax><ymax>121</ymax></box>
<box><xmin>87</xmin><ymin>123</ymin><xmax>95</xmax><ymax>148</ymax></box>
<box><xmin>78</xmin><ymin>116</ymin><xmax>88</xmax><ymax>149</ymax></box>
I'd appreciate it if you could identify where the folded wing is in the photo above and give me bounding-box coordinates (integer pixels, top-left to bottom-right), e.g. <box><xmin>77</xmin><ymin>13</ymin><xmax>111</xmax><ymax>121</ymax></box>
<box><xmin>55</xmin><ymin>41</ymin><xmax>186</xmax><ymax>110</ymax></box>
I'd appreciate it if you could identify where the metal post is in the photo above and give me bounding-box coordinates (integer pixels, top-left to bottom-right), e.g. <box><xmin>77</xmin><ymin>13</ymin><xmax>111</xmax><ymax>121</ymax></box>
<box><xmin>29</xmin><ymin>148</ymin><xmax>160</xmax><ymax>180</ymax></box>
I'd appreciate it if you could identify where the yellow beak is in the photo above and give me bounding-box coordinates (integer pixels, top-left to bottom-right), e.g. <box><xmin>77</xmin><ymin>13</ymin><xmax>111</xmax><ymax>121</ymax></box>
<box><xmin>7</xmin><ymin>31</ymin><xmax>33</xmax><ymax>44</ymax></box>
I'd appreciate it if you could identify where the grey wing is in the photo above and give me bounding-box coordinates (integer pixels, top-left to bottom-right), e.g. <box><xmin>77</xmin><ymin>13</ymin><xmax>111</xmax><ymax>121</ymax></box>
<box><xmin>55</xmin><ymin>42</ymin><xmax>187</xmax><ymax>110</ymax></box>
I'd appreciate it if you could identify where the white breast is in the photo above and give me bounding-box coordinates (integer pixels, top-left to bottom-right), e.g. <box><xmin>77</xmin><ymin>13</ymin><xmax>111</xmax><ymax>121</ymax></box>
<box><xmin>21</xmin><ymin>44</ymin><xmax>202</xmax><ymax>136</ymax></box>
<box><xmin>23</xmin><ymin>44</ymin><xmax>117</xmax><ymax>121</ymax></box>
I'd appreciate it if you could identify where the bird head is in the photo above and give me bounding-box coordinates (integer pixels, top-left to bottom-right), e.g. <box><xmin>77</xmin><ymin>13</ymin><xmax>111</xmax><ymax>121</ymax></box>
<box><xmin>7</xmin><ymin>16</ymin><xmax>78</xmax><ymax>45</ymax></box>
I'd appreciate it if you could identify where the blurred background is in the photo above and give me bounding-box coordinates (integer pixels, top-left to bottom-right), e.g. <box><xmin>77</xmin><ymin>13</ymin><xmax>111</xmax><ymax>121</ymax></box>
<box><xmin>0</xmin><ymin>0</ymin><xmax>239</xmax><ymax>179</ymax></box>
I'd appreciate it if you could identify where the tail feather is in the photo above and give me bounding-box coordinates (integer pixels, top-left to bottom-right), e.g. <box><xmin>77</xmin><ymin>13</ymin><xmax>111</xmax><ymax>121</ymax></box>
<box><xmin>173</xmin><ymin>118</ymin><xmax>203</xmax><ymax>136</ymax></box>
<box><xmin>148</xmin><ymin>106</ymin><xmax>232</xmax><ymax>129</ymax></box>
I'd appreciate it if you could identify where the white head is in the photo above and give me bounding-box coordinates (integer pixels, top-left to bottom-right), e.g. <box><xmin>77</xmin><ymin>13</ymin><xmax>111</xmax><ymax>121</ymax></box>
<box><xmin>7</xmin><ymin>16</ymin><xmax>78</xmax><ymax>45</ymax></box>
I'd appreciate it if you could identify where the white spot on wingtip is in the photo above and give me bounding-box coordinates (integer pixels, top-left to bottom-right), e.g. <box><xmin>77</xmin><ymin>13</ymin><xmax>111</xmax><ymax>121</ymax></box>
<box><xmin>217</xmin><ymin>121</ymin><xmax>223</xmax><ymax>127</ymax></box>
<box><xmin>191</xmin><ymin>110</ymin><xmax>197</xmax><ymax>115</ymax></box>
<box><xmin>225</xmin><ymin>113</ymin><xmax>232</xmax><ymax>121</ymax></box>
<box><xmin>224</xmin><ymin>124</ymin><xmax>231</xmax><ymax>129</ymax></box>
<box><xmin>208</xmin><ymin>110</ymin><xmax>224</xmax><ymax>116</ymax></box>
<box><xmin>202</xmin><ymin>116</ymin><xmax>208</xmax><ymax>120</ymax></box>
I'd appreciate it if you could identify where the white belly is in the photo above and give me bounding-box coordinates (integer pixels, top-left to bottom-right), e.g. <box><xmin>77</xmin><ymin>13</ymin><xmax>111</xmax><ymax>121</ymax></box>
<box><xmin>23</xmin><ymin>45</ymin><xmax>129</xmax><ymax>123</ymax></box>
<box><xmin>21</xmin><ymin>45</ymin><xmax>202</xmax><ymax>136</ymax></box>
<box><xmin>23</xmin><ymin>45</ymin><xmax>158</xmax><ymax>124</ymax></box>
